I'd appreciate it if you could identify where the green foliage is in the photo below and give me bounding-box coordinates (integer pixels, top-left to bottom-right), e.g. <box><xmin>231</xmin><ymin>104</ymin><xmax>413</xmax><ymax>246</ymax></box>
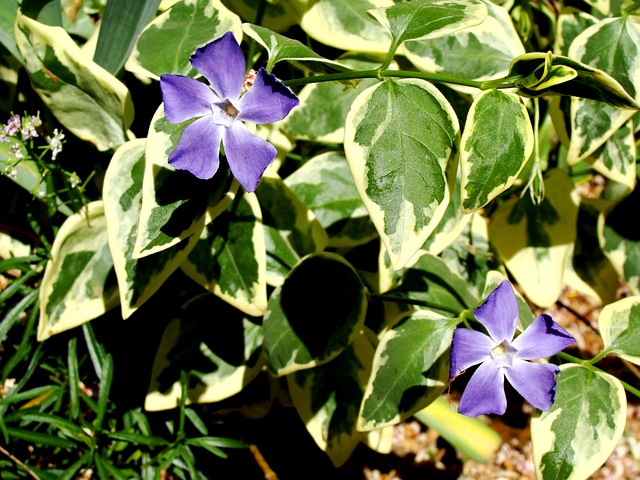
<box><xmin>2</xmin><ymin>0</ymin><xmax>640</xmax><ymax>477</ymax></box>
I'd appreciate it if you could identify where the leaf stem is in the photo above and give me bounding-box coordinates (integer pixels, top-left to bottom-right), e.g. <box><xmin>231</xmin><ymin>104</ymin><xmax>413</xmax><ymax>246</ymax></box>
<box><xmin>368</xmin><ymin>292</ymin><xmax>463</xmax><ymax>315</ymax></box>
<box><xmin>283</xmin><ymin>69</ymin><xmax>518</xmax><ymax>91</ymax></box>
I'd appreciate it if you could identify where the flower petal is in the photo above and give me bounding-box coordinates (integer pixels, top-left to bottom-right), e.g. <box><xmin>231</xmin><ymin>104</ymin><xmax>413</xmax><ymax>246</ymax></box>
<box><xmin>457</xmin><ymin>361</ymin><xmax>507</xmax><ymax>417</ymax></box>
<box><xmin>237</xmin><ymin>68</ymin><xmax>299</xmax><ymax>124</ymax></box>
<box><xmin>513</xmin><ymin>314</ymin><xmax>575</xmax><ymax>360</ymax></box>
<box><xmin>160</xmin><ymin>74</ymin><xmax>218</xmax><ymax>123</ymax></box>
<box><xmin>504</xmin><ymin>360</ymin><xmax>559</xmax><ymax>411</ymax></box>
<box><xmin>223</xmin><ymin>122</ymin><xmax>276</xmax><ymax>192</ymax></box>
<box><xmin>169</xmin><ymin>116</ymin><xmax>222</xmax><ymax>180</ymax></box>
<box><xmin>474</xmin><ymin>280</ymin><xmax>518</xmax><ymax>343</ymax></box>
<box><xmin>190</xmin><ymin>32</ymin><xmax>245</xmax><ymax>101</ymax></box>
<box><xmin>449</xmin><ymin>328</ymin><xmax>494</xmax><ymax>380</ymax></box>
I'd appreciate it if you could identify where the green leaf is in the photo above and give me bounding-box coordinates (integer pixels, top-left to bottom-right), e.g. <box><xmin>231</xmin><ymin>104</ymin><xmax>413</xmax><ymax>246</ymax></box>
<box><xmin>181</xmin><ymin>191</ymin><xmax>267</xmax><ymax>316</ymax></box>
<box><xmin>93</xmin><ymin>0</ymin><xmax>161</xmax><ymax>75</ymax></box>
<box><xmin>460</xmin><ymin>89</ymin><xmax>533</xmax><ymax>213</ymax></box>
<box><xmin>531</xmin><ymin>364</ymin><xmax>626</xmax><ymax>480</ymax></box>
<box><xmin>287</xmin><ymin>329</ymin><xmax>376</xmax><ymax>467</ymax></box>
<box><xmin>107</xmin><ymin>431</ymin><xmax>169</xmax><ymax>447</ymax></box>
<box><xmin>38</xmin><ymin>202</ymin><xmax>119</xmax><ymax>341</ymax></box>
<box><xmin>262</xmin><ymin>253</ymin><xmax>367</xmax><ymax>375</ymax></box>
<box><xmin>0</xmin><ymin>0</ymin><xmax>21</xmax><ymax>60</ymax></box>
<box><xmin>126</xmin><ymin>0</ymin><xmax>242</xmax><ymax>79</ymax></box>
<box><xmin>145</xmin><ymin>296</ymin><xmax>263</xmax><ymax>411</ymax></box>
<box><xmin>566</xmin><ymin>17</ymin><xmax>640</xmax><ymax>163</ymax></box>
<box><xmin>299</xmin><ymin>0</ymin><xmax>392</xmax><ymax>54</ymax></box>
<box><xmin>488</xmin><ymin>169</ymin><xmax>579</xmax><ymax>307</ymax></box>
<box><xmin>344</xmin><ymin>78</ymin><xmax>459</xmax><ymax>269</ymax></box>
<box><xmin>285</xmin><ymin>152</ymin><xmax>377</xmax><ymax>247</ymax></box>
<box><xmin>5</xmin><ymin>426</ymin><xmax>76</xmax><ymax>449</ymax></box>
<box><xmin>256</xmin><ymin>175</ymin><xmax>328</xmax><ymax>286</ymax></box>
<box><xmin>598</xmin><ymin>296</ymin><xmax>640</xmax><ymax>365</ymax></box>
<box><xmin>553</xmin><ymin>11</ymin><xmax>598</xmax><ymax>57</ymax></box>
<box><xmin>242</xmin><ymin>24</ymin><xmax>351</xmax><ymax>74</ymax></box>
<box><xmin>358</xmin><ymin>311</ymin><xmax>457</xmax><ymax>430</ymax></box>
<box><xmin>368</xmin><ymin>0</ymin><xmax>487</xmax><ymax>56</ymax></box>
<box><xmin>391</xmin><ymin>252</ymin><xmax>479</xmax><ymax>317</ymax></box>
<box><xmin>104</xmin><ymin>139</ymin><xmax>200</xmax><ymax>319</ymax></box>
<box><xmin>15</xmin><ymin>11</ymin><xmax>133</xmax><ymax>151</ymax></box>
<box><xmin>134</xmin><ymin>106</ymin><xmax>237</xmax><ymax>258</ymax></box>
<box><xmin>589</xmin><ymin>120</ymin><xmax>636</xmax><ymax>191</ymax></box>
<box><xmin>223</xmin><ymin>0</ymin><xmax>299</xmax><ymax>32</ymax></box>
<box><xmin>599</xmin><ymin>186</ymin><xmax>640</xmax><ymax>294</ymax></box>
<box><xmin>404</xmin><ymin>0</ymin><xmax>524</xmax><ymax>87</ymax></box>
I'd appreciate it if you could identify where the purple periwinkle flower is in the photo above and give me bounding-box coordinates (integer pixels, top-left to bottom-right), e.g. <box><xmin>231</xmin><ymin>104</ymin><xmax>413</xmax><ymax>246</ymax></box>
<box><xmin>160</xmin><ymin>32</ymin><xmax>299</xmax><ymax>192</ymax></box>
<box><xmin>450</xmin><ymin>280</ymin><xmax>575</xmax><ymax>417</ymax></box>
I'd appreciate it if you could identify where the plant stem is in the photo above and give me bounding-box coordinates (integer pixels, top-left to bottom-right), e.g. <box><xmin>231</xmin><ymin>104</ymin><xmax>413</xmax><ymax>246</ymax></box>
<box><xmin>368</xmin><ymin>292</ymin><xmax>462</xmax><ymax>315</ymax></box>
<box><xmin>283</xmin><ymin>68</ymin><xmax>517</xmax><ymax>90</ymax></box>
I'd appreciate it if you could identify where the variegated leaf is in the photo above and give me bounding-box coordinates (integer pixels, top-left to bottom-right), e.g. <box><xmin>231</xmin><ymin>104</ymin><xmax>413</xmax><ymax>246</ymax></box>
<box><xmin>599</xmin><ymin>186</ymin><xmax>640</xmax><ymax>294</ymax></box>
<box><xmin>460</xmin><ymin>89</ymin><xmax>533</xmax><ymax>213</ymax></box>
<box><xmin>489</xmin><ymin>169</ymin><xmax>579</xmax><ymax>307</ymax></box>
<box><xmin>103</xmin><ymin>139</ymin><xmax>199</xmax><ymax>319</ymax></box>
<box><xmin>404</xmin><ymin>0</ymin><xmax>523</xmax><ymax>89</ymax></box>
<box><xmin>126</xmin><ymin>0</ymin><xmax>242</xmax><ymax>79</ymax></box>
<box><xmin>553</xmin><ymin>11</ymin><xmax>597</xmax><ymax>57</ymax></box>
<box><xmin>242</xmin><ymin>23</ymin><xmax>350</xmax><ymax>74</ymax></box>
<box><xmin>287</xmin><ymin>329</ymin><xmax>376</xmax><ymax>467</ymax></box>
<box><xmin>255</xmin><ymin>174</ymin><xmax>328</xmax><ymax>286</ymax></box>
<box><xmin>134</xmin><ymin>105</ymin><xmax>236</xmax><ymax>258</ymax></box>
<box><xmin>145</xmin><ymin>296</ymin><xmax>264</xmax><ymax>411</ymax></box>
<box><xmin>181</xmin><ymin>192</ymin><xmax>267</xmax><ymax>317</ymax></box>
<box><xmin>38</xmin><ymin>202</ymin><xmax>119</xmax><ymax>340</ymax></box>
<box><xmin>589</xmin><ymin>120</ymin><xmax>636</xmax><ymax>191</ymax></box>
<box><xmin>391</xmin><ymin>252</ymin><xmax>479</xmax><ymax>318</ymax></box>
<box><xmin>567</xmin><ymin>17</ymin><xmax>640</xmax><ymax>163</ymax></box>
<box><xmin>15</xmin><ymin>11</ymin><xmax>133</xmax><ymax>151</ymax></box>
<box><xmin>223</xmin><ymin>0</ymin><xmax>300</xmax><ymax>32</ymax></box>
<box><xmin>262</xmin><ymin>253</ymin><xmax>366</xmax><ymax>376</ymax></box>
<box><xmin>598</xmin><ymin>296</ymin><xmax>640</xmax><ymax>365</ymax></box>
<box><xmin>299</xmin><ymin>0</ymin><xmax>392</xmax><ymax>54</ymax></box>
<box><xmin>284</xmin><ymin>151</ymin><xmax>377</xmax><ymax>247</ymax></box>
<box><xmin>344</xmin><ymin>78</ymin><xmax>459</xmax><ymax>269</ymax></box>
<box><xmin>531</xmin><ymin>364</ymin><xmax>626</xmax><ymax>480</ymax></box>
<box><xmin>358</xmin><ymin>311</ymin><xmax>456</xmax><ymax>430</ymax></box>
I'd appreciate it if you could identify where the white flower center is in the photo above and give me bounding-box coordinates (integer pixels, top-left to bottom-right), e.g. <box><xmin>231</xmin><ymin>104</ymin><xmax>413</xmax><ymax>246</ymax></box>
<box><xmin>491</xmin><ymin>340</ymin><xmax>518</xmax><ymax>368</ymax></box>
<box><xmin>211</xmin><ymin>100</ymin><xmax>239</xmax><ymax>127</ymax></box>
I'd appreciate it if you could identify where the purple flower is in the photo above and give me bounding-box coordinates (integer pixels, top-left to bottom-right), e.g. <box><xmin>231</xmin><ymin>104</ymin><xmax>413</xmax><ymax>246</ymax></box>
<box><xmin>160</xmin><ymin>32</ymin><xmax>299</xmax><ymax>192</ymax></box>
<box><xmin>450</xmin><ymin>280</ymin><xmax>575</xmax><ymax>417</ymax></box>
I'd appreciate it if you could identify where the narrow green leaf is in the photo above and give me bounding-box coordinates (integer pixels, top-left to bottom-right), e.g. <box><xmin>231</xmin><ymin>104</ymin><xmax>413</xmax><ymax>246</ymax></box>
<box><xmin>94</xmin><ymin>353</ymin><xmax>113</xmax><ymax>431</ymax></box>
<box><xmin>94</xmin><ymin>0</ymin><xmax>162</xmax><ymax>75</ymax></box>
<box><xmin>107</xmin><ymin>431</ymin><xmax>170</xmax><ymax>447</ymax></box>
<box><xmin>263</xmin><ymin>253</ymin><xmax>367</xmax><ymax>375</ymax></box>
<box><xmin>185</xmin><ymin>409</ymin><xmax>208</xmax><ymax>435</ymax></box>
<box><xmin>67</xmin><ymin>337</ymin><xmax>80</xmax><ymax>420</ymax></box>
<box><xmin>0</xmin><ymin>289</ymin><xmax>37</xmax><ymax>344</ymax></box>
<box><xmin>344</xmin><ymin>78</ymin><xmax>459</xmax><ymax>268</ymax></box>
<box><xmin>5</xmin><ymin>426</ymin><xmax>76</xmax><ymax>449</ymax></box>
<box><xmin>531</xmin><ymin>364</ymin><xmax>626</xmax><ymax>480</ymax></box>
<box><xmin>82</xmin><ymin>323</ymin><xmax>106</xmax><ymax>380</ymax></box>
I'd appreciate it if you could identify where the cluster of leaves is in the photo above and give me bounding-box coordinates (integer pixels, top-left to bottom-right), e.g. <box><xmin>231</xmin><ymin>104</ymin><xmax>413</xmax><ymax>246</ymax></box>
<box><xmin>1</xmin><ymin>0</ymin><xmax>640</xmax><ymax>478</ymax></box>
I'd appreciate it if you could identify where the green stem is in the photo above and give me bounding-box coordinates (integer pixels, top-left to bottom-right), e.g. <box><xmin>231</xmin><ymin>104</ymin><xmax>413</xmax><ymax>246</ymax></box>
<box><xmin>284</xmin><ymin>69</ymin><xmax>517</xmax><ymax>90</ymax></box>
<box><xmin>623</xmin><ymin>0</ymin><xmax>640</xmax><ymax>14</ymax></box>
<box><xmin>368</xmin><ymin>292</ymin><xmax>463</xmax><ymax>315</ymax></box>
<box><xmin>620</xmin><ymin>379</ymin><xmax>640</xmax><ymax>400</ymax></box>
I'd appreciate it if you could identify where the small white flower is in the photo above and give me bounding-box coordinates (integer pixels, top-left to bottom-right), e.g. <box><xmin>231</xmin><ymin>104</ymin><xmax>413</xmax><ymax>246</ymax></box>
<box><xmin>9</xmin><ymin>143</ymin><xmax>24</xmax><ymax>160</ymax></box>
<box><xmin>69</xmin><ymin>172</ymin><xmax>81</xmax><ymax>188</ymax></box>
<box><xmin>49</xmin><ymin>129</ymin><xmax>65</xmax><ymax>160</ymax></box>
